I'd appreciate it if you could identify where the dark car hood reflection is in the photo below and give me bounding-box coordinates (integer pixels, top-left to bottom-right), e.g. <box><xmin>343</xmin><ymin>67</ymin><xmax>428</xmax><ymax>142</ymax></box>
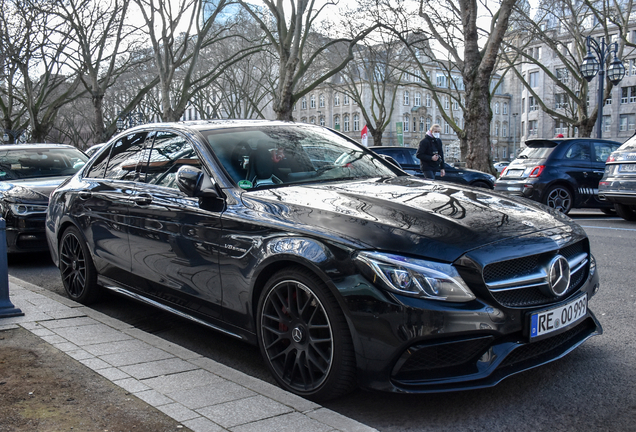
<box><xmin>0</xmin><ymin>176</ymin><xmax>68</xmax><ymax>203</ymax></box>
<box><xmin>241</xmin><ymin>176</ymin><xmax>571</xmax><ymax>262</ymax></box>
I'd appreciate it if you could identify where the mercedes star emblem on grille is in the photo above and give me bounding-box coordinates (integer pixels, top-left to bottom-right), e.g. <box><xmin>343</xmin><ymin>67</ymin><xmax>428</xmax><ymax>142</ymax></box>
<box><xmin>548</xmin><ymin>255</ymin><xmax>571</xmax><ymax>297</ymax></box>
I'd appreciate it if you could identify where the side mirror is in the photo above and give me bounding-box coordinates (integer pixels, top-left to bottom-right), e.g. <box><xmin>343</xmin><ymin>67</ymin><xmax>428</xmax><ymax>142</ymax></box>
<box><xmin>176</xmin><ymin>165</ymin><xmax>219</xmax><ymax>198</ymax></box>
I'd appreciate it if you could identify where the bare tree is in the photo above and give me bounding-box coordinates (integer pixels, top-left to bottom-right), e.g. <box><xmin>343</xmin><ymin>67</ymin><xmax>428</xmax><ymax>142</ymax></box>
<box><xmin>134</xmin><ymin>0</ymin><xmax>265</xmax><ymax>122</ymax></box>
<box><xmin>502</xmin><ymin>0</ymin><xmax>636</xmax><ymax>138</ymax></box>
<box><xmin>237</xmin><ymin>0</ymin><xmax>379</xmax><ymax>121</ymax></box>
<box><xmin>0</xmin><ymin>0</ymin><xmax>83</xmax><ymax>143</ymax></box>
<box><xmin>46</xmin><ymin>0</ymin><xmax>145</xmax><ymax>143</ymax></box>
<box><xmin>333</xmin><ymin>31</ymin><xmax>405</xmax><ymax>146</ymax></box>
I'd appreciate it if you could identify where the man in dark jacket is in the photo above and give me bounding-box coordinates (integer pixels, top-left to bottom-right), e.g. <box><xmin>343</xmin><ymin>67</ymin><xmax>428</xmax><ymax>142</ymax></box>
<box><xmin>416</xmin><ymin>123</ymin><xmax>446</xmax><ymax>179</ymax></box>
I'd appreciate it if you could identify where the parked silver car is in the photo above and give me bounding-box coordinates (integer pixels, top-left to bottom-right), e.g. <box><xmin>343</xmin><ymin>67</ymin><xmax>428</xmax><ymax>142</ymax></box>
<box><xmin>598</xmin><ymin>135</ymin><xmax>636</xmax><ymax>220</ymax></box>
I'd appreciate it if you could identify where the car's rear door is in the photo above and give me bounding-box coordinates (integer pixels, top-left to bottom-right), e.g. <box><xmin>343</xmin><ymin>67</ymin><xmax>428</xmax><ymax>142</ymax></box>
<box><xmin>127</xmin><ymin>130</ymin><xmax>224</xmax><ymax>320</ymax></box>
<box><xmin>559</xmin><ymin>140</ymin><xmax>594</xmax><ymax>205</ymax></box>
<box><xmin>77</xmin><ymin>131</ymin><xmax>148</xmax><ymax>280</ymax></box>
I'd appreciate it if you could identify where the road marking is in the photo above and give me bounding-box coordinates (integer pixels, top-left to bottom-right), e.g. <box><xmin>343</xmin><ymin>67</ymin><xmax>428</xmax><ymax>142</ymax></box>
<box><xmin>580</xmin><ymin>225</ymin><xmax>636</xmax><ymax>232</ymax></box>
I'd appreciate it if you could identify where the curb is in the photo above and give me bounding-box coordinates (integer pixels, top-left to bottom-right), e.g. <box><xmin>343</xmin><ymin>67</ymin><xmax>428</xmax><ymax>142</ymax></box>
<box><xmin>1</xmin><ymin>276</ymin><xmax>377</xmax><ymax>432</ymax></box>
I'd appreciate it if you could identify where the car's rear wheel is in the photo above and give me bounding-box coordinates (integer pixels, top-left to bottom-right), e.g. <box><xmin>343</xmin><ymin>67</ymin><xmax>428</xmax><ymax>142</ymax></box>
<box><xmin>614</xmin><ymin>203</ymin><xmax>636</xmax><ymax>221</ymax></box>
<box><xmin>59</xmin><ymin>226</ymin><xmax>100</xmax><ymax>304</ymax></box>
<box><xmin>470</xmin><ymin>180</ymin><xmax>491</xmax><ymax>189</ymax></box>
<box><xmin>544</xmin><ymin>185</ymin><xmax>573</xmax><ymax>214</ymax></box>
<box><xmin>256</xmin><ymin>267</ymin><xmax>356</xmax><ymax>401</ymax></box>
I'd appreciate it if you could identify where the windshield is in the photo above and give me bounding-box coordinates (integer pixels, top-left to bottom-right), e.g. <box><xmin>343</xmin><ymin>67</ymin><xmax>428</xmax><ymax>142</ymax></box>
<box><xmin>0</xmin><ymin>147</ymin><xmax>88</xmax><ymax>181</ymax></box>
<box><xmin>204</xmin><ymin>125</ymin><xmax>398</xmax><ymax>189</ymax></box>
<box><xmin>517</xmin><ymin>145</ymin><xmax>555</xmax><ymax>160</ymax></box>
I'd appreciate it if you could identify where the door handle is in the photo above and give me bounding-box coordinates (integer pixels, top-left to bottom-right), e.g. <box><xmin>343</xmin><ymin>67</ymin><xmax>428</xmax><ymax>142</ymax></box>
<box><xmin>593</xmin><ymin>171</ymin><xmax>605</xmax><ymax>175</ymax></box>
<box><xmin>78</xmin><ymin>191</ymin><xmax>92</xmax><ymax>200</ymax></box>
<box><xmin>134</xmin><ymin>194</ymin><xmax>153</xmax><ymax>206</ymax></box>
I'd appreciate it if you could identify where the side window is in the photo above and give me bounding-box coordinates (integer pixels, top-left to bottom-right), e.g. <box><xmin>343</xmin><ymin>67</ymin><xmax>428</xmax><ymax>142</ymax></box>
<box><xmin>383</xmin><ymin>150</ymin><xmax>410</xmax><ymax>166</ymax></box>
<box><xmin>85</xmin><ymin>132</ymin><xmax>148</xmax><ymax>180</ymax></box>
<box><xmin>141</xmin><ymin>131</ymin><xmax>201</xmax><ymax>189</ymax></box>
<box><xmin>564</xmin><ymin>142</ymin><xmax>591</xmax><ymax>161</ymax></box>
<box><xmin>594</xmin><ymin>142</ymin><xmax>619</xmax><ymax>163</ymax></box>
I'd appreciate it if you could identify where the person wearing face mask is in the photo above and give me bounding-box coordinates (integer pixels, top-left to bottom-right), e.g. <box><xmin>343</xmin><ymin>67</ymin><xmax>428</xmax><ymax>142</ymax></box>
<box><xmin>415</xmin><ymin>124</ymin><xmax>445</xmax><ymax>179</ymax></box>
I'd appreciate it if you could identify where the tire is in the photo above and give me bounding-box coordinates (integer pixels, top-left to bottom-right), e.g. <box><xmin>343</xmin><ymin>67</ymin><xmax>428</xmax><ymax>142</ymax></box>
<box><xmin>543</xmin><ymin>185</ymin><xmax>573</xmax><ymax>214</ymax></box>
<box><xmin>614</xmin><ymin>203</ymin><xmax>636</xmax><ymax>221</ymax></box>
<box><xmin>256</xmin><ymin>266</ymin><xmax>356</xmax><ymax>401</ymax></box>
<box><xmin>470</xmin><ymin>181</ymin><xmax>491</xmax><ymax>189</ymax></box>
<box><xmin>59</xmin><ymin>226</ymin><xmax>100</xmax><ymax>304</ymax></box>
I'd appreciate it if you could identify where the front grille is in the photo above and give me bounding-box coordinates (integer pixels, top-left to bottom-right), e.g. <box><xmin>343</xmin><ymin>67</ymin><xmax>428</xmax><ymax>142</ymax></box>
<box><xmin>500</xmin><ymin>319</ymin><xmax>594</xmax><ymax>368</ymax></box>
<box><xmin>482</xmin><ymin>240</ymin><xmax>589</xmax><ymax>308</ymax></box>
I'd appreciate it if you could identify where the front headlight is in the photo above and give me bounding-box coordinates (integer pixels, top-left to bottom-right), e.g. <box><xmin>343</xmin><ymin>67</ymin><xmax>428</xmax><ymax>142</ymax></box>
<box><xmin>9</xmin><ymin>204</ymin><xmax>48</xmax><ymax>216</ymax></box>
<box><xmin>356</xmin><ymin>251</ymin><xmax>475</xmax><ymax>302</ymax></box>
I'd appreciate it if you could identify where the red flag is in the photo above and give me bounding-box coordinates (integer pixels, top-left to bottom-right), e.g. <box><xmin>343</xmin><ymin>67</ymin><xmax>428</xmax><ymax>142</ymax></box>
<box><xmin>361</xmin><ymin>125</ymin><xmax>368</xmax><ymax>147</ymax></box>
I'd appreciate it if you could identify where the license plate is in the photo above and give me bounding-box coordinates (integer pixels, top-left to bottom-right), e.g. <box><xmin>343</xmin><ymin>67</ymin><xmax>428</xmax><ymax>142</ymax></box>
<box><xmin>530</xmin><ymin>294</ymin><xmax>587</xmax><ymax>341</ymax></box>
<box><xmin>506</xmin><ymin>186</ymin><xmax>522</xmax><ymax>192</ymax></box>
<box><xmin>506</xmin><ymin>169</ymin><xmax>524</xmax><ymax>177</ymax></box>
<box><xmin>619</xmin><ymin>163</ymin><xmax>636</xmax><ymax>172</ymax></box>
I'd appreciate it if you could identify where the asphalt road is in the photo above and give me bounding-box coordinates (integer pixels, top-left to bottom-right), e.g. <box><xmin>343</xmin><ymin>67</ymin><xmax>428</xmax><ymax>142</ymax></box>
<box><xmin>7</xmin><ymin>209</ymin><xmax>636</xmax><ymax>431</ymax></box>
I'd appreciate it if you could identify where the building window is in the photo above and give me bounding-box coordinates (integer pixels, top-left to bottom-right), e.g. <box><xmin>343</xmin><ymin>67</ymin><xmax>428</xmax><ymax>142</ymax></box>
<box><xmin>529</xmin><ymin>96</ymin><xmax>537</xmax><ymax>111</ymax></box>
<box><xmin>404</xmin><ymin>91</ymin><xmax>410</xmax><ymax>105</ymax></box>
<box><xmin>414</xmin><ymin>92</ymin><xmax>421</xmax><ymax>106</ymax></box>
<box><xmin>419</xmin><ymin>117</ymin><xmax>425</xmax><ymax>132</ymax></box>
<box><xmin>403</xmin><ymin>115</ymin><xmax>409</xmax><ymax>132</ymax></box>
<box><xmin>502</xmin><ymin>123</ymin><xmax>508</xmax><ymax>137</ymax></box>
<box><xmin>503</xmin><ymin>102</ymin><xmax>508</xmax><ymax>115</ymax></box>
<box><xmin>619</xmin><ymin>114</ymin><xmax>635</xmax><ymax>132</ymax></box>
<box><xmin>334</xmin><ymin>93</ymin><xmax>340</xmax><ymax>106</ymax></box>
<box><xmin>444</xmin><ymin>96</ymin><xmax>449</xmax><ymax>109</ymax></box>
<box><xmin>343</xmin><ymin>94</ymin><xmax>350</xmax><ymax>105</ymax></box>
<box><xmin>522</xmin><ymin>98</ymin><xmax>525</xmax><ymax>113</ymax></box>
<box><xmin>301</xmin><ymin>97</ymin><xmax>307</xmax><ymax>109</ymax></box>
<box><xmin>495</xmin><ymin>122</ymin><xmax>500</xmax><ymax>136</ymax></box>
<box><xmin>319</xmin><ymin>94</ymin><xmax>325</xmax><ymax>107</ymax></box>
<box><xmin>453</xmin><ymin>99</ymin><xmax>459</xmax><ymax>110</ymax></box>
<box><xmin>436</xmin><ymin>73</ymin><xmax>447</xmax><ymax>88</ymax></box>
<box><xmin>555</xmin><ymin>93</ymin><xmax>569</xmax><ymax>109</ymax></box>
<box><xmin>555</xmin><ymin>119</ymin><xmax>567</xmax><ymax>135</ymax></box>
<box><xmin>603</xmin><ymin>115</ymin><xmax>611</xmax><ymax>132</ymax></box>
<box><xmin>606</xmin><ymin>95</ymin><xmax>612</xmax><ymax>105</ymax></box>
<box><xmin>426</xmin><ymin>117</ymin><xmax>431</xmax><ymax>131</ymax></box>
<box><xmin>300</xmin><ymin>117</ymin><xmax>307</xmax><ymax>123</ymax></box>
<box><xmin>529</xmin><ymin>120</ymin><xmax>538</xmax><ymax>135</ymax></box>
<box><xmin>495</xmin><ymin>102</ymin><xmax>500</xmax><ymax>114</ymax></box>
<box><xmin>320</xmin><ymin>116</ymin><xmax>325</xmax><ymax>126</ymax></box>
<box><xmin>529</xmin><ymin>71</ymin><xmax>539</xmax><ymax>87</ymax></box>
<box><xmin>334</xmin><ymin>115</ymin><xmax>340</xmax><ymax>130</ymax></box>
<box><xmin>344</xmin><ymin>115</ymin><xmax>350</xmax><ymax>132</ymax></box>
<box><xmin>310</xmin><ymin>117</ymin><xmax>316</xmax><ymax>124</ymax></box>
<box><xmin>353</xmin><ymin>114</ymin><xmax>359</xmax><ymax>131</ymax></box>
<box><xmin>444</xmin><ymin>121</ymin><xmax>450</xmax><ymax>134</ymax></box>
<box><xmin>556</xmin><ymin>68</ymin><xmax>569</xmax><ymax>84</ymax></box>
<box><xmin>310</xmin><ymin>95</ymin><xmax>316</xmax><ymax>108</ymax></box>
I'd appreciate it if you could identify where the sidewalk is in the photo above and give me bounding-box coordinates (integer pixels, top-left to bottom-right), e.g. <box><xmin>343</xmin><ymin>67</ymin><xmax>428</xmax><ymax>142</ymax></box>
<box><xmin>0</xmin><ymin>276</ymin><xmax>377</xmax><ymax>432</ymax></box>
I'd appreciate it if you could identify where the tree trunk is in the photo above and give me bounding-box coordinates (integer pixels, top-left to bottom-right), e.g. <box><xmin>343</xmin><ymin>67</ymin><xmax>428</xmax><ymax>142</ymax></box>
<box><xmin>371</xmin><ymin>129</ymin><xmax>383</xmax><ymax>146</ymax></box>
<box><xmin>464</xmin><ymin>79</ymin><xmax>496</xmax><ymax>175</ymax></box>
<box><xmin>92</xmin><ymin>92</ymin><xmax>106</xmax><ymax>143</ymax></box>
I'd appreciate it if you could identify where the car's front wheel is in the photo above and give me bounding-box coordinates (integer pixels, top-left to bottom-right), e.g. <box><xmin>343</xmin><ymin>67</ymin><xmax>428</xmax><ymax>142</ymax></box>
<box><xmin>614</xmin><ymin>203</ymin><xmax>636</xmax><ymax>221</ymax></box>
<box><xmin>544</xmin><ymin>185</ymin><xmax>573</xmax><ymax>214</ymax></box>
<box><xmin>256</xmin><ymin>267</ymin><xmax>356</xmax><ymax>401</ymax></box>
<box><xmin>59</xmin><ymin>226</ymin><xmax>100</xmax><ymax>304</ymax></box>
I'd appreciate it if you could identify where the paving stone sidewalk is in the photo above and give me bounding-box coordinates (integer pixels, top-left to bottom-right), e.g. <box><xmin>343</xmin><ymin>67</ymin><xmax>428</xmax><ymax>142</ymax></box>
<box><xmin>0</xmin><ymin>276</ymin><xmax>377</xmax><ymax>432</ymax></box>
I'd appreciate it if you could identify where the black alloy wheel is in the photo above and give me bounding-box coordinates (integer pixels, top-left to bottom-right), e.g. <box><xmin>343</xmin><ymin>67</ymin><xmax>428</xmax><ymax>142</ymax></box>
<box><xmin>257</xmin><ymin>267</ymin><xmax>356</xmax><ymax>401</ymax></box>
<box><xmin>614</xmin><ymin>203</ymin><xmax>636</xmax><ymax>221</ymax></box>
<box><xmin>544</xmin><ymin>185</ymin><xmax>573</xmax><ymax>214</ymax></box>
<box><xmin>59</xmin><ymin>226</ymin><xmax>100</xmax><ymax>304</ymax></box>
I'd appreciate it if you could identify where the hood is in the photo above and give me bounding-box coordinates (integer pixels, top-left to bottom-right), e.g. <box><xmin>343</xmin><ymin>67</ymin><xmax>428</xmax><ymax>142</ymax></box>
<box><xmin>0</xmin><ymin>176</ymin><xmax>68</xmax><ymax>204</ymax></box>
<box><xmin>241</xmin><ymin>176</ymin><xmax>574</xmax><ymax>262</ymax></box>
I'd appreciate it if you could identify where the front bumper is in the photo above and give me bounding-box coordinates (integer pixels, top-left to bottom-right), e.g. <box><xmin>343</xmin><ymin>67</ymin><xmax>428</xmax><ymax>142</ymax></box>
<box><xmin>342</xmin><ymin>250</ymin><xmax>601</xmax><ymax>394</ymax></box>
<box><xmin>4</xmin><ymin>214</ymin><xmax>49</xmax><ymax>253</ymax></box>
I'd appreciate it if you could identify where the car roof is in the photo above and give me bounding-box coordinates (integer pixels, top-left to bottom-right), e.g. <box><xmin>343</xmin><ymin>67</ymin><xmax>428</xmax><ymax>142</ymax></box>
<box><xmin>0</xmin><ymin>143</ymin><xmax>77</xmax><ymax>151</ymax></box>
<box><xmin>524</xmin><ymin>138</ymin><xmax>620</xmax><ymax>148</ymax></box>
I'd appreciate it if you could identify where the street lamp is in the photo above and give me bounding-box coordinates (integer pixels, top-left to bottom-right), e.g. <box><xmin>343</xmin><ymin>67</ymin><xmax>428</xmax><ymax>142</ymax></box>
<box><xmin>579</xmin><ymin>36</ymin><xmax>625</xmax><ymax>139</ymax></box>
<box><xmin>512</xmin><ymin>113</ymin><xmax>518</xmax><ymax>160</ymax></box>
